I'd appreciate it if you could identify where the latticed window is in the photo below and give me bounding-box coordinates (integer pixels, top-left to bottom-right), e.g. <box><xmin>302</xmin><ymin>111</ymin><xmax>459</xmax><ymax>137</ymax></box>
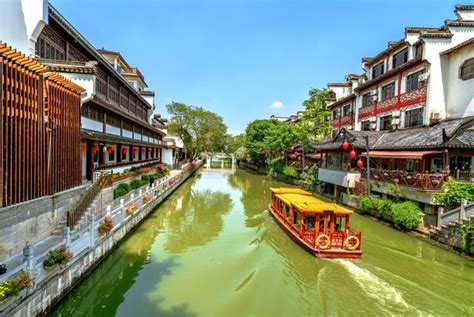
<box><xmin>392</xmin><ymin>47</ymin><xmax>408</xmax><ymax>68</ymax></box>
<box><xmin>405</xmin><ymin>108</ymin><xmax>423</xmax><ymax>128</ymax></box>
<box><xmin>380</xmin><ymin>115</ymin><xmax>393</xmax><ymax>131</ymax></box>
<box><xmin>460</xmin><ymin>58</ymin><xmax>474</xmax><ymax>80</ymax></box>
<box><xmin>406</xmin><ymin>70</ymin><xmax>425</xmax><ymax>92</ymax></box>
<box><xmin>381</xmin><ymin>82</ymin><xmax>395</xmax><ymax>100</ymax></box>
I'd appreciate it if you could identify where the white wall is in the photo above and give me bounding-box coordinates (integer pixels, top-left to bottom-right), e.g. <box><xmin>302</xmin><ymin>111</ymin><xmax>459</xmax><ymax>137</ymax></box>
<box><xmin>0</xmin><ymin>0</ymin><xmax>47</xmax><ymax>55</ymax></box>
<box><xmin>82</xmin><ymin>117</ymin><xmax>103</xmax><ymax>132</ymax></box>
<box><xmin>162</xmin><ymin>148</ymin><xmax>174</xmax><ymax>166</ymax></box>
<box><xmin>442</xmin><ymin>47</ymin><xmax>474</xmax><ymax>118</ymax></box>
<box><xmin>60</xmin><ymin>73</ymin><xmax>96</xmax><ymax>99</ymax></box>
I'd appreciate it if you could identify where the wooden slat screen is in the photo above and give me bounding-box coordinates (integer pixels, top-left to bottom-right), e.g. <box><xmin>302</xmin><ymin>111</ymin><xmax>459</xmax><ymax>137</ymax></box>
<box><xmin>0</xmin><ymin>43</ymin><xmax>84</xmax><ymax>207</ymax></box>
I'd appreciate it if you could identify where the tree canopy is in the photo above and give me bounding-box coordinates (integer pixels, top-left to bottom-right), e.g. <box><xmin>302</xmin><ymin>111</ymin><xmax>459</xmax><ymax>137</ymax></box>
<box><xmin>166</xmin><ymin>102</ymin><xmax>227</xmax><ymax>160</ymax></box>
<box><xmin>298</xmin><ymin>88</ymin><xmax>332</xmax><ymax>141</ymax></box>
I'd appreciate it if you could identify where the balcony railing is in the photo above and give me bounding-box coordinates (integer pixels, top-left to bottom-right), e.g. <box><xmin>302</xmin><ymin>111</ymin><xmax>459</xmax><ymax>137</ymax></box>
<box><xmin>361</xmin><ymin>168</ymin><xmax>446</xmax><ymax>190</ymax></box>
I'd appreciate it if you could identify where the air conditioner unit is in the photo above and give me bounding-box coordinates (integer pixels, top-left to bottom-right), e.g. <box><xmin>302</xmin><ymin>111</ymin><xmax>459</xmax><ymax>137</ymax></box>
<box><xmin>419</xmin><ymin>72</ymin><xmax>430</xmax><ymax>82</ymax></box>
<box><xmin>392</xmin><ymin>110</ymin><xmax>401</xmax><ymax>118</ymax></box>
<box><xmin>430</xmin><ymin>112</ymin><xmax>440</xmax><ymax>120</ymax></box>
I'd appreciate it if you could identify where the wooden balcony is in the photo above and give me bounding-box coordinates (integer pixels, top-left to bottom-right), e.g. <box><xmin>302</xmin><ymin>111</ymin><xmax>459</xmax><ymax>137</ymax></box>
<box><xmin>361</xmin><ymin>168</ymin><xmax>446</xmax><ymax>191</ymax></box>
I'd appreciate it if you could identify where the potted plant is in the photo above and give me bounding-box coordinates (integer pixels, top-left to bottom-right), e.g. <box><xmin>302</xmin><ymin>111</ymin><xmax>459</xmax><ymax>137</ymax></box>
<box><xmin>98</xmin><ymin>215</ymin><xmax>114</xmax><ymax>235</ymax></box>
<box><xmin>143</xmin><ymin>194</ymin><xmax>152</xmax><ymax>203</ymax></box>
<box><xmin>126</xmin><ymin>202</ymin><xmax>138</xmax><ymax>215</ymax></box>
<box><xmin>0</xmin><ymin>271</ymin><xmax>34</xmax><ymax>305</ymax></box>
<box><xmin>43</xmin><ymin>245</ymin><xmax>73</xmax><ymax>270</ymax></box>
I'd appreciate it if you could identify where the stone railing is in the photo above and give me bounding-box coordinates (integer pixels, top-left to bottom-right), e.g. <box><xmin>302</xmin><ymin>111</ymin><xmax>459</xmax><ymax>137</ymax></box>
<box><xmin>438</xmin><ymin>200</ymin><xmax>474</xmax><ymax>227</ymax></box>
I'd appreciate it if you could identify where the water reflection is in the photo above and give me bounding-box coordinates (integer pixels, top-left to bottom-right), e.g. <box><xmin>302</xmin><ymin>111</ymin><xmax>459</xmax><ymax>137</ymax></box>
<box><xmin>163</xmin><ymin>189</ymin><xmax>233</xmax><ymax>253</ymax></box>
<box><xmin>51</xmin><ymin>169</ymin><xmax>474</xmax><ymax>317</ymax></box>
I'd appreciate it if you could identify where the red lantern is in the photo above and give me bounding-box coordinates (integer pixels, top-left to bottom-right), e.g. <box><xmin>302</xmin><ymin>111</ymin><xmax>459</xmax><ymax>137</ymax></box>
<box><xmin>133</xmin><ymin>149</ymin><xmax>138</xmax><ymax>154</ymax></box>
<box><xmin>356</xmin><ymin>159</ymin><xmax>363</xmax><ymax>168</ymax></box>
<box><xmin>122</xmin><ymin>147</ymin><xmax>128</xmax><ymax>153</ymax></box>
<box><xmin>349</xmin><ymin>150</ymin><xmax>357</xmax><ymax>159</ymax></box>
<box><xmin>81</xmin><ymin>145</ymin><xmax>86</xmax><ymax>152</ymax></box>
<box><xmin>93</xmin><ymin>145</ymin><xmax>99</xmax><ymax>153</ymax></box>
<box><xmin>290</xmin><ymin>146</ymin><xmax>295</xmax><ymax>152</ymax></box>
<box><xmin>297</xmin><ymin>156</ymin><xmax>302</xmax><ymax>161</ymax></box>
<box><xmin>107</xmin><ymin>146</ymin><xmax>114</xmax><ymax>154</ymax></box>
<box><xmin>342</xmin><ymin>141</ymin><xmax>349</xmax><ymax>150</ymax></box>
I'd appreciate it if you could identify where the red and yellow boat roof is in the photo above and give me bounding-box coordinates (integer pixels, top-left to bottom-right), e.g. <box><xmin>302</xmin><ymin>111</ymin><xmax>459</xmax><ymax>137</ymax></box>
<box><xmin>271</xmin><ymin>187</ymin><xmax>352</xmax><ymax>215</ymax></box>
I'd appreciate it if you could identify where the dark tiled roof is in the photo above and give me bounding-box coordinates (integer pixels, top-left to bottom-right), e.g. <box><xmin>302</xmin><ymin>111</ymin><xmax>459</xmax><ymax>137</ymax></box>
<box><xmin>372</xmin><ymin>117</ymin><xmax>472</xmax><ymax>149</ymax></box>
<box><xmin>444</xmin><ymin>126</ymin><xmax>474</xmax><ymax>148</ymax></box>
<box><xmin>310</xmin><ymin>117</ymin><xmax>474</xmax><ymax>151</ymax></box>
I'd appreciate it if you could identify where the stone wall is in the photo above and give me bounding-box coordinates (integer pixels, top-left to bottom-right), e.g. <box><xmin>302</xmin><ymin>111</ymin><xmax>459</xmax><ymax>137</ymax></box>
<box><xmin>0</xmin><ymin>185</ymin><xmax>87</xmax><ymax>262</ymax></box>
<box><xmin>3</xmin><ymin>164</ymin><xmax>201</xmax><ymax>317</ymax></box>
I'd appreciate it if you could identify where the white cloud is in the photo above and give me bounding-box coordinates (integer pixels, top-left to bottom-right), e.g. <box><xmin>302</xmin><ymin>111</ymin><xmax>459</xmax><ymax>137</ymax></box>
<box><xmin>269</xmin><ymin>101</ymin><xmax>284</xmax><ymax>109</ymax></box>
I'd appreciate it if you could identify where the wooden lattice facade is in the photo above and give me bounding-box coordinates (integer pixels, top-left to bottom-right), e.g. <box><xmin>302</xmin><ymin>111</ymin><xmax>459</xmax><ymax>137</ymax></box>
<box><xmin>0</xmin><ymin>43</ymin><xmax>85</xmax><ymax>207</ymax></box>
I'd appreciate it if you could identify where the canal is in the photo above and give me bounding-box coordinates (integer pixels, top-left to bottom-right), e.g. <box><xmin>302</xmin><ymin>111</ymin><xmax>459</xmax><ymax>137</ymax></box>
<box><xmin>51</xmin><ymin>168</ymin><xmax>474</xmax><ymax>316</ymax></box>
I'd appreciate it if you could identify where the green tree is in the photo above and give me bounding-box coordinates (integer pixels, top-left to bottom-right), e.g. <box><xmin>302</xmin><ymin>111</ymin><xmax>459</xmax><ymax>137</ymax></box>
<box><xmin>264</xmin><ymin>121</ymin><xmax>308</xmax><ymax>156</ymax></box>
<box><xmin>166</xmin><ymin>102</ymin><xmax>227</xmax><ymax>160</ymax></box>
<box><xmin>244</xmin><ymin>119</ymin><xmax>279</xmax><ymax>164</ymax></box>
<box><xmin>434</xmin><ymin>180</ymin><xmax>474</xmax><ymax>210</ymax></box>
<box><xmin>224</xmin><ymin>133</ymin><xmax>245</xmax><ymax>154</ymax></box>
<box><xmin>297</xmin><ymin>88</ymin><xmax>332</xmax><ymax>141</ymax></box>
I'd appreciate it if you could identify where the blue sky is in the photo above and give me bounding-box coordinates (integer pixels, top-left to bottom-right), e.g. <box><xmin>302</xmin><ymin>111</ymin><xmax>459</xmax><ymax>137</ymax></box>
<box><xmin>52</xmin><ymin>0</ymin><xmax>462</xmax><ymax>134</ymax></box>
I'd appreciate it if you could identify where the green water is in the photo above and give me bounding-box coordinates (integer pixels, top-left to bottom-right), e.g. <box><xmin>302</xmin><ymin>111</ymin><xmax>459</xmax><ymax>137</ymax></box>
<box><xmin>51</xmin><ymin>168</ymin><xmax>474</xmax><ymax>316</ymax></box>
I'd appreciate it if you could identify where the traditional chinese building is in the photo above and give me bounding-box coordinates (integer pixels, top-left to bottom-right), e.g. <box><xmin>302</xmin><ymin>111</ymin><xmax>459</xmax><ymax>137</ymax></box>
<box><xmin>314</xmin><ymin>4</ymin><xmax>474</xmax><ymax>227</ymax></box>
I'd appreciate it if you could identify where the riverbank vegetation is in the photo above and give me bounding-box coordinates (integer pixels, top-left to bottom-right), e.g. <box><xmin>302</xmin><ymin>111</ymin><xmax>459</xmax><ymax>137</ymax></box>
<box><xmin>359</xmin><ymin>195</ymin><xmax>423</xmax><ymax>231</ymax></box>
<box><xmin>434</xmin><ymin>180</ymin><xmax>474</xmax><ymax>209</ymax></box>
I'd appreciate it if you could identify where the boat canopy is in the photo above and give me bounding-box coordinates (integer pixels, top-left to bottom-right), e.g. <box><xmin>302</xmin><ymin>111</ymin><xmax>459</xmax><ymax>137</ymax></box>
<box><xmin>275</xmin><ymin>193</ymin><xmax>353</xmax><ymax>215</ymax></box>
<box><xmin>270</xmin><ymin>187</ymin><xmax>312</xmax><ymax>196</ymax></box>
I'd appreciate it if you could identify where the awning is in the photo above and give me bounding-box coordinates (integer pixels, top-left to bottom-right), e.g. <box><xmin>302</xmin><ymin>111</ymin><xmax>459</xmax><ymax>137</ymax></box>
<box><xmin>360</xmin><ymin>150</ymin><xmax>443</xmax><ymax>160</ymax></box>
<box><xmin>305</xmin><ymin>153</ymin><xmax>322</xmax><ymax>160</ymax></box>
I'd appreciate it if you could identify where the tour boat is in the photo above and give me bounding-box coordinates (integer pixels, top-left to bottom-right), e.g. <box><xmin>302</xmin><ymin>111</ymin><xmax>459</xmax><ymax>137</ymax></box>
<box><xmin>268</xmin><ymin>187</ymin><xmax>362</xmax><ymax>259</ymax></box>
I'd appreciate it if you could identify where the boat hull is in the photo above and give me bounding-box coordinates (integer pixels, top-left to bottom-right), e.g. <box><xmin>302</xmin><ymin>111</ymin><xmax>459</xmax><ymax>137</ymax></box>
<box><xmin>268</xmin><ymin>204</ymin><xmax>362</xmax><ymax>259</ymax></box>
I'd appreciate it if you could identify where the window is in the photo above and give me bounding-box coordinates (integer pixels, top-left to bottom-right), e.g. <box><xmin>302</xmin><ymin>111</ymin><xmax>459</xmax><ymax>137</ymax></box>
<box><xmin>406</xmin><ymin>159</ymin><xmax>414</xmax><ymax>172</ymax></box>
<box><xmin>372</xmin><ymin>62</ymin><xmax>384</xmax><ymax>79</ymax></box>
<box><xmin>392</xmin><ymin>47</ymin><xmax>408</xmax><ymax>68</ymax></box>
<box><xmin>405</xmin><ymin>108</ymin><xmax>424</xmax><ymax>128</ymax></box>
<box><xmin>450</xmin><ymin>156</ymin><xmax>472</xmax><ymax>171</ymax></box>
<box><xmin>332</xmin><ymin>109</ymin><xmax>340</xmax><ymax>120</ymax></box>
<box><xmin>406</xmin><ymin>70</ymin><xmax>426</xmax><ymax>92</ymax></box>
<box><xmin>343</xmin><ymin>104</ymin><xmax>352</xmax><ymax>116</ymax></box>
<box><xmin>362</xmin><ymin>93</ymin><xmax>373</xmax><ymax>107</ymax></box>
<box><xmin>381</xmin><ymin>82</ymin><xmax>395</xmax><ymax>100</ymax></box>
<box><xmin>460</xmin><ymin>58</ymin><xmax>474</xmax><ymax>80</ymax></box>
<box><xmin>415</xmin><ymin>43</ymin><xmax>423</xmax><ymax>58</ymax></box>
<box><xmin>108</xmin><ymin>150</ymin><xmax>115</xmax><ymax>161</ymax></box>
<box><xmin>380</xmin><ymin>115</ymin><xmax>393</xmax><ymax>131</ymax></box>
<box><xmin>361</xmin><ymin>120</ymin><xmax>371</xmax><ymax>131</ymax></box>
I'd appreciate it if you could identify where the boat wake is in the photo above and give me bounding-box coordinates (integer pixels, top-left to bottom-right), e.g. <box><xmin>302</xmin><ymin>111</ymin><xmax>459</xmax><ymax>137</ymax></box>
<box><xmin>336</xmin><ymin>260</ymin><xmax>414</xmax><ymax>313</ymax></box>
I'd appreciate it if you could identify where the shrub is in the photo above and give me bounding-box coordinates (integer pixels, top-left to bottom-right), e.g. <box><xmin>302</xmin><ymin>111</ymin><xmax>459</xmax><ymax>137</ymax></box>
<box><xmin>141</xmin><ymin>175</ymin><xmax>150</xmax><ymax>182</ymax></box>
<box><xmin>114</xmin><ymin>183</ymin><xmax>130</xmax><ymax>199</ymax></box>
<box><xmin>130</xmin><ymin>179</ymin><xmax>146</xmax><ymax>190</ymax></box>
<box><xmin>358</xmin><ymin>195</ymin><xmax>380</xmax><ymax>214</ymax></box>
<box><xmin>270</xmin><ymin>159</ymin><xmax>285</xmax><ymax>174</ymax></box>
<box><xmin>434</xmin><ymin>180</ymin><xmax>474</xmax><ymax>210</ymax></box>
<box><xmin>391</xmin><ymin>201</ymin><xmax>422</xmax><ymax>231</ymax></box>
<box><xmin>377</xmin><ymin>199</ymin><xmax>393</xmax><ymax>218</ymax></box>
<box><xmin>460</xmin><ymin>220</ymin><xmax>474</xmax><ymax>253</ymax></box>
<box><xmin>282</xmin><ymin>166</ymin><xmax>299</xmax><ymax>178</ymax></box>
